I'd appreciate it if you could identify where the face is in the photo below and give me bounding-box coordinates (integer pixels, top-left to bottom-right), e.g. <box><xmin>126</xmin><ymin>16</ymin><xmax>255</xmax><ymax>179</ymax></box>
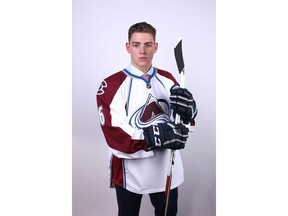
<box><xmin>126</xmin><ymin>32</ymin><xmax>158</xmax><ymax>73</ymax></box>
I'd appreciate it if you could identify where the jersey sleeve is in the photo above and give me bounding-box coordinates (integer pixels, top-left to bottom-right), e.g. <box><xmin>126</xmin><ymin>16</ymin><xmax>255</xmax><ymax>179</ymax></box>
<box><xmin>96</xmin><ymin>72</ymin><xmax>153</xmax><ymax>159</ymax></box>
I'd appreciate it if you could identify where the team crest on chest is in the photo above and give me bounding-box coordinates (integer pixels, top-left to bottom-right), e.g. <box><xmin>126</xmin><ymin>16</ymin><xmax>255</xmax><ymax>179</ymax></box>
<box><xmin>130</xmin><ymin>94</ymin><xmax>170</xmax><ymax>128</ymax></box>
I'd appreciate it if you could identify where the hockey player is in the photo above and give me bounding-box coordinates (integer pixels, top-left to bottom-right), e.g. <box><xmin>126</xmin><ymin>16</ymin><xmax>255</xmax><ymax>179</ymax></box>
<box><xmin>96</xmin><ymin>22</ymin><xmax>197</xmax><ymax>216</ymax></box>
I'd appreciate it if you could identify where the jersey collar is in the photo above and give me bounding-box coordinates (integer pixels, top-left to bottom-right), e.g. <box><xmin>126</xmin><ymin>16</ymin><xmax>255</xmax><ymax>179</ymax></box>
<box><xmin>125</xmin><ymin>64</ymin><xmax>155</xmax><ymax>77</ymax></box>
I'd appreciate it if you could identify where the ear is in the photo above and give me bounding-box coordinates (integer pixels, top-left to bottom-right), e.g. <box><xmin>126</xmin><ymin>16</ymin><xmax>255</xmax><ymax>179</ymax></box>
<box><xmin>154</xmin><ymin>42</ymin><xmax>158</xmax><ymax>53</ymax></box>
<box><xmin>126</xmin><ymin>42</ymin><xmax>131</xmax><ymax>53</ymax></box>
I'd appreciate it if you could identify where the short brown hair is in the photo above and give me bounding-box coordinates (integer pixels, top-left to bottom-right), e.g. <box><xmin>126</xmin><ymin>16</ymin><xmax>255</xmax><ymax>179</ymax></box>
<box><xmin>128</xmin><ymin>22</ymin><xmax>156</xmax><ymax>42</ymax></box>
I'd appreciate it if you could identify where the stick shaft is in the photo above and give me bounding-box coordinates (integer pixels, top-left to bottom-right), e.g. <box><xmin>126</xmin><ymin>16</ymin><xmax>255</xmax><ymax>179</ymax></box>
<box><xmin>164</xmin><ymin>38</ymin><xmax>185</xmax><ymax>216</ymax></box>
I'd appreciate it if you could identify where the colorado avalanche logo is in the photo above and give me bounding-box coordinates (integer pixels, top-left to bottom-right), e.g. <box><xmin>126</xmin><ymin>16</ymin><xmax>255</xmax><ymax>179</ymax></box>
<box><xmin>130</xmin><ymin>94</ymin><xmax>170</xmax><ymax>128</ymax></box>
<box><xmin>97</xmin><ymin>80</ymin><xmax>107</xmax><ymax>95</ymax></box>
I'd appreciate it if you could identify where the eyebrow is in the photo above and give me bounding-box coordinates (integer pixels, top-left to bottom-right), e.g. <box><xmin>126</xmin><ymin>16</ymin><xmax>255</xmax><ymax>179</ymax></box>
<box><xmin>131</xmin><ymin>41</ymin><xmax>153</xmax><ymax>45</ymax></box>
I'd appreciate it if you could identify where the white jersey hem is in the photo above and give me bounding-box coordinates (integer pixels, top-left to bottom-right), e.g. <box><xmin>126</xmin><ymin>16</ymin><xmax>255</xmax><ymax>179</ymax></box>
<box><xmin>125</xmin><ymin>178</ymin><xmax>184</xmax><ymax>195</ymax></box>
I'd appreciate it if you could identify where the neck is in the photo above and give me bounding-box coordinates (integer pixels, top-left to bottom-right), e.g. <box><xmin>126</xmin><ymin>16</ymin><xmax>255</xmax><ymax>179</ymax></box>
<box><xmin>131</xmin><ymin>63</ymin><xmax>152</xmax><ymax>73</ymax></box>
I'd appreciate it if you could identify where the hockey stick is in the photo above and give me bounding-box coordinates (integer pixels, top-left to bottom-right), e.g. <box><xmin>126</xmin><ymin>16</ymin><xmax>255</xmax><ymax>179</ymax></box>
<box><xmin>164</xmin><ymin>38</ymin><xmax>185</xmax><ymax>216</ymax></box>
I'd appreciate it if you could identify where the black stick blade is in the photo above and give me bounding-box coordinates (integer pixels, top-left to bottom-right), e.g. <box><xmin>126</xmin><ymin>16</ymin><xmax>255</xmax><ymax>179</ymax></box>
<box><xmin>174</xmin><ymin>38</ymin><xmax>185</xmax><ymax>74</ymax></box>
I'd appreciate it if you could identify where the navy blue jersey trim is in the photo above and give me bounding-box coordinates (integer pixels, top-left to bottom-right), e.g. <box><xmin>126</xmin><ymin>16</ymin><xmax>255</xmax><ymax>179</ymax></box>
<box><xmin>122</xmin><ymin>159</ymin><xmax>126</xmax><ymax>189</ymax></box>
<box><xmin>123</xmin><ymin>68</ymin><xmax>156</xmax><ymax>85</ymax></box>
<box><xmin>125</xmin><ymin>78</ymin><xmax>133</xmax><ymax>116</ymax></box>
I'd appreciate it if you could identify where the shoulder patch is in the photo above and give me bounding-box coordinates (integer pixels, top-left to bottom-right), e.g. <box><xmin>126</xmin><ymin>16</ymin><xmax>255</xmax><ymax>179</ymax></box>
<box><xmin>97</xmin><ymin>80</ymin><xmax>107</xmax><ymax>95</ymax></box>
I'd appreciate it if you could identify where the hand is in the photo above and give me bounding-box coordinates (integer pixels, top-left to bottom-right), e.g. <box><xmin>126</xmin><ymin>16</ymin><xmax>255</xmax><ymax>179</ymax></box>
<box><xmin>143</xmin><ymin>122</ymin><xmax>189</xmax><ymax>150</ymax></box>
<box><xmin>170</xmin><ymin>84</ymin><xmax>198</xmax><ymax>124</ymax></box>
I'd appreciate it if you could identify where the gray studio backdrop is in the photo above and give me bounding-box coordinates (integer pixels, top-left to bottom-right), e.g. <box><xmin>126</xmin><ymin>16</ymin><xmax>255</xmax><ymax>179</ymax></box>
<box><xmin>73</xmin><ymin>0</ymin><xmax>215</xmax><ymax>215</ymax></box>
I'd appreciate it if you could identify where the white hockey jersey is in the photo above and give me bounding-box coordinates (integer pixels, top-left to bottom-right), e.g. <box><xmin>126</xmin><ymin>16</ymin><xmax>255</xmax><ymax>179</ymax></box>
<box><xmin>96</xmin><ymin>64</ymin><xmax>194</xmax><ymax>194</ymax></box>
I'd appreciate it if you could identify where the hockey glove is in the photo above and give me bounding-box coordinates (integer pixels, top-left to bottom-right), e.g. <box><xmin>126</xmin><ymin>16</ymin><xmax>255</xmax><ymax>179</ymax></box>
<box><xmin>170</xmin><ymin>84</ymin><xmax>198</xmax><ymax>124</ymax></box>
<box><xmin>143</xmin><ymin>122</ymin><xmax>189</xmax><ymax>151</ymax></box>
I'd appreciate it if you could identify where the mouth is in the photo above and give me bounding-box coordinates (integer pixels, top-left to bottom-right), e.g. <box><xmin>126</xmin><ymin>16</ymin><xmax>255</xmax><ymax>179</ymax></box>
<box><xmin>139</xmin><ymin>57</ymin><xmax>147</xmax><ymax>61</ymax></box>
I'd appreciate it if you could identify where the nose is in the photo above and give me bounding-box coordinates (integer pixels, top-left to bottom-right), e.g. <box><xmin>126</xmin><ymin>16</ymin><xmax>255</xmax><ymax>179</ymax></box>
<box><xmin>139</xmin><ymin>45</ymin><xmax>145</xmax><ymax>54</ymax></box>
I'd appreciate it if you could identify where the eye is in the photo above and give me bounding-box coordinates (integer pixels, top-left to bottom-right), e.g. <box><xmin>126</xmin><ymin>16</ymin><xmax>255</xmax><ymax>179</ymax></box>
<box><xmin>132</xmin><ymin>44</ymin><xmax>139</xmax><ymax>48</ymax></box>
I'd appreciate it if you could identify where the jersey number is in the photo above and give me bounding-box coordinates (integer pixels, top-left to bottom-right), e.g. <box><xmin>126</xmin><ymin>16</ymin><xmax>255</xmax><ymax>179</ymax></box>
<box><xmin>98</xmin><ymin>105</ymin><xmax>105</xmax><ymax>125</ymax></box>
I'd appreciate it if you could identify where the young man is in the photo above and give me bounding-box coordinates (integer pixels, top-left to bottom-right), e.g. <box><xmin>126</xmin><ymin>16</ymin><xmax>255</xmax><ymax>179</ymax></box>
<box><xmin>96</xmin><ymin>22</ymin><xmax>197</xmax><ymax>216</ymax></box>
